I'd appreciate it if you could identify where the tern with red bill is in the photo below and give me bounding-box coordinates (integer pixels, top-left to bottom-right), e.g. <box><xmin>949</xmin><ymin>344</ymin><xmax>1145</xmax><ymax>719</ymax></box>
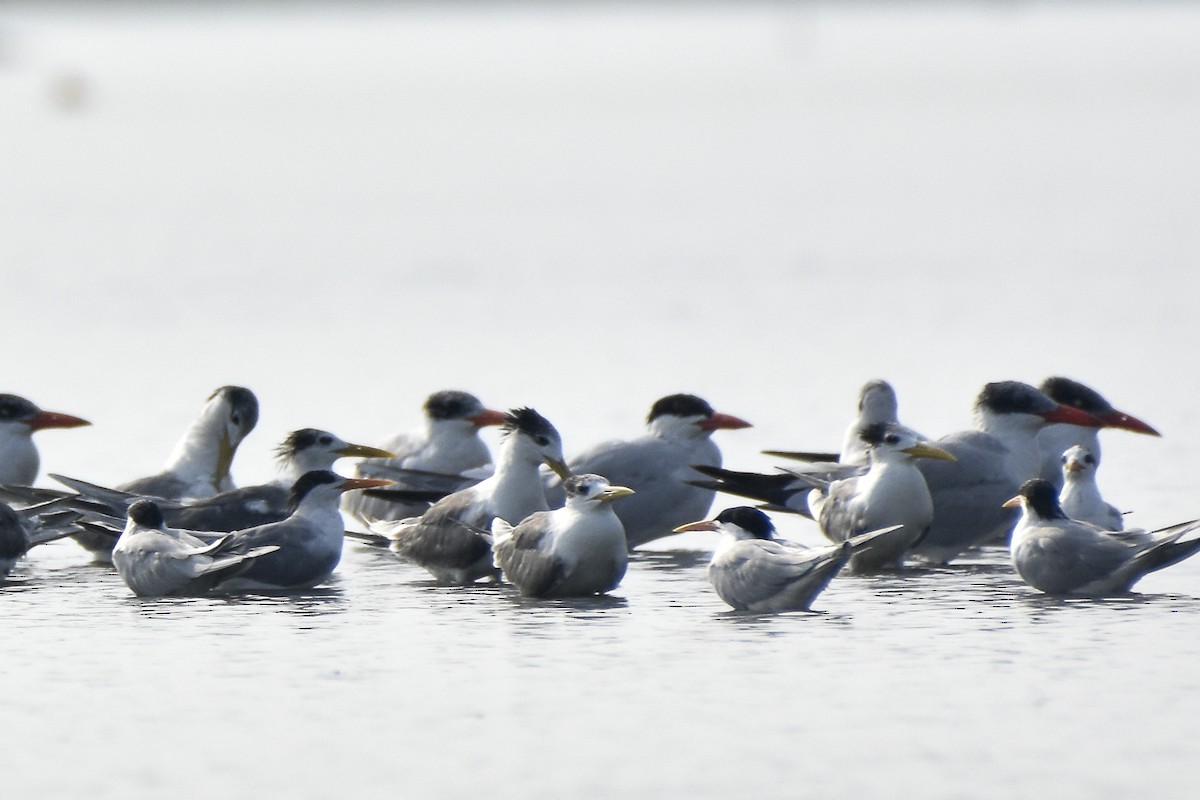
<box><xmin>551</xmin><ymin>394</ymin><xmax>752</xmax><ymax>550</ymax></box>
<box><xmin>0</xmin><ymin>394</ymin><xmax>90</xmax><ymax>486</ymax></box>
<box><xmin>346</xmin><ymin>390</ymin><xmax>506</xmax><ymax>524</ymax></box>
<box><xmin>912</xmin><ymin>381</ymin><xmax>1106</xmax><ymax>564</ymax></box>
<box><xmin>1004</xmin><ymin>479</ymin><xmax>1200</xmax><ymax>596</ymax></box>
<box><xmin>1037</xmin><ymin>376</ymin><xmax>1161</xmax><ymax>489</ymax></box>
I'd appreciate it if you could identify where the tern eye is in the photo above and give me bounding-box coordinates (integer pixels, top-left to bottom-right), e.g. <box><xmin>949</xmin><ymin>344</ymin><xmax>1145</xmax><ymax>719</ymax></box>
<box><xmin>1061</xmin><ymin>454</ymin><xmax>1069</xmax><ymax>464</ymax></box>
<box><xmin>534</xmin><ymin>435</ymin><xmax>550</xmax><ymax>446</ymax></box>
<box><xmin>319</xmin><ymin>435</ymin><xmax>333</xmax><ymax>446</ymax></box>
<box><xmin>884</xmin><ymin>434</ymin><xmax>899</xmax><ymax>445</ymax></box>
<box><xmin>1085</xmin><ymin>455</ymin><xmax>1095</xmax><ymax>465</ymax></box>
<box><xmin>231</xmin><ymin>414</ymin><xmax>241</xmax><ymax>425</ymax></box>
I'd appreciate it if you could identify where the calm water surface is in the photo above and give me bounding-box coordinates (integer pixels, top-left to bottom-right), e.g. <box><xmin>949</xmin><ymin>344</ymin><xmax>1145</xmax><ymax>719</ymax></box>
<box><xmin>3</xmin><ymin>2</ymin><xmax>1200</xmax><ymax>798</ymax></box>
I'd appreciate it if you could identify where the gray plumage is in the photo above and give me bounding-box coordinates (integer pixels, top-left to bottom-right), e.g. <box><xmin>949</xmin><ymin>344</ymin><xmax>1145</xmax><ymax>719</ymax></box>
<box><xmin>371</xmin><ymin>408</ymin><xmax>569</xmax><ymax>584</ymax></box>
<box><xmin>492</xmin><ymin>474</ymin><xmax>632</xmax><ymax>597</ymax></box>
<box><xmin>71</xmin><ymin>386</ymin><xmax>259</xmax><ymax>561</ymax></box>
<box><xmin>912</xmin><ymin>381</ymin><xmax>1104</xmax><ymax>564</ymax></box>
<box><xmin>551</xmin><ymin>394</ymin><xmax>751</xmax><ymax>550</ymax></box>
<box><xmin>800</xmin><ymin>423</ymin><xmax>954</xmax><ymax>572</ymax></box>
<box><xmin>1007</xmin><ymin>479</ymin><xmax>1200</xmax><ymax>595</ymax></box>
<box><xmin>345</xmin><ymin>390</ymin><xmax>504</xmax><ymax>524</ymax></box>
<box><xmin>1057</xmin><ymin>445</ymin><xmax>1124</xmax><ymax>531</ymax></box>
<box><xmin>112</xmin><ymin>499</ymin><xmax>279</xmax><ymax>598</ymax></box>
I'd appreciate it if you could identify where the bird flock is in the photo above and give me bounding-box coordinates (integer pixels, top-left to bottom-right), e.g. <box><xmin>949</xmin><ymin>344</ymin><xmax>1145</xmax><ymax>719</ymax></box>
<box><xmin>1</xmin><ymin>377</ymin><xmax>1192</xmax><ymax>611</ymax></box>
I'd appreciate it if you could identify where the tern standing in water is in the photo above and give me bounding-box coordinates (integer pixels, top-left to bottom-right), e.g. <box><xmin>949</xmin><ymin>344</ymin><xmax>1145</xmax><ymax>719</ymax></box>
<box><xmin>492</xmin><ymin>473</ymin><xmax>634</xmax><ymax>598</ymax></box>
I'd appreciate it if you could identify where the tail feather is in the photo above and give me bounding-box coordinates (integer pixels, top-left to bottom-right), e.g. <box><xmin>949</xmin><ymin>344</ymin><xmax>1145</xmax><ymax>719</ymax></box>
<box><xmin>689</xmin><ymin>465</ymin><xmax>813</xmax><ymax>515</ymax></box>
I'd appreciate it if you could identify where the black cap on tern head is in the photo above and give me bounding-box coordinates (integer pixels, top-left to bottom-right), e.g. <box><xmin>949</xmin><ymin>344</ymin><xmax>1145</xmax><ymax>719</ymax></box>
<box><xmin>1015</xmin><ymin>478</ymin><xmax>1068</xmax><ymax>520</ymax></box>
<box><xmin>1039</xmin><ymin>377</ymin><xmax>1114</xmax><ymax>414</ymax></box>
<box><xmin>288</xmin><ymin>470</ymin><xmax>342</xmax><ymax>511</ymax></box>
<box><xmin>209</xmin><ymin>386</ymin><xmax>259</xmax><ymax>432</ymax></box>
<box><xmin>424</xmin><ymin>390</ymin><xmax>484</xmax><ymax>421</ymax></box>
<box><xmin>975</xmin><ymin>381</ymin><xmax>1057</xmax><ymax>416</ymax></box>
<box><xmin>128</xmin><ymin>499</ymin><xmax>166</xmax><ymax>529</ymax></box>
<box><xmin>647</xmin><ymin>394</ymin><xmax>714</xmax><ymax>423</ymax></box>
<box><xmin>501</xmin><ymin>407</ymin><xmax>559</xmax><ymax>443</ymax></box>
<box><xmin>715</xmin><ymin>506</ymin><xmax>776</xmax><ymax>540</ymax></box>
<box><xmin>0</xmin><ymin>394</ymin><xmax>40</xmax><ymax>422</ymax></box>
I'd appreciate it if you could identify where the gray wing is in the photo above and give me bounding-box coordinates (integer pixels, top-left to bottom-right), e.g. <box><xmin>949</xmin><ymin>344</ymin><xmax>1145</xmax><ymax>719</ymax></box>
<box><xmin>570</xmin><ymin>437</ymin><xmax>716</xmax><ymax>547</ymax></box>
<box><xmin>816</xmin><ymin>477</ymin><xmax>868</xmax><ymax>543</ymax></box>
<box><xmin>914</xmin><ymin>431</ymin><xmax>1018</xmax><ymax>561</ymax></box>
<box><xmin>709</xmin><ymin>540</ymin><xmax>847</xmax><ymax>611</ymax></box>
<box><xmin>1013</xmin><ymin>525</ymin><xmax>1135</xmax><ymax>594</ymax></box>
<box><xmin>493</xmin><ymin>513</ymin><xmax>564</xmax><ymax>596</ymax></box>
<box><xmin>164</xmin><ymin>484</ymin><xmax>289</xmax><ymax>531</ymax></box>
<box><xmin>390</xmin><ymin>489</ymin><xmax>493</xmax><ymax>571</ymax></box>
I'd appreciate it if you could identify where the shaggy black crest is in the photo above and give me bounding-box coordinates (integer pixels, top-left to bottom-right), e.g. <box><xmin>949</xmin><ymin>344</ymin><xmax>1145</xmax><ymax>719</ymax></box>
<box><xmin>288</xmin><ymin>470</ymin><xmax>341</xmax><ymax>511</ymax></box>
<box><xmin>0</xmin><ymin>394</ymin><xmax>39</xmax><ymax>422</ymax></box>
<box><xmin>424</xmin><ymin>390</ymin><xmax>484</xmax><ymax>421</ymax></box>
<box><xmin>128</xmin><ymin>499</ymin><xmax>166</xmax><ymax>529</ymax></box>
<box><xmin>715</xmin><ymin>506</ymin><xmax>776</xmax><ymax>540</ymax></box>
<box><xmin>647</xmin><ymin>394</ymin><xmax>714</xmax><ymax>423</ymax></box>
<box><xmin>1040</xmin><ymin>377</ymin><xmax>1113</xmax><ymax>414</ymax></box>
<box><xmin>209</xmin><ymin>386</ymin><xmax>260</xmax><ymax>432</ymax></box>
<box><xmin>1016</xmin><ymin>479</ymin><xmax>1068</xmax><ymax>520</ymax></box>
<box><xmin>975</xmin><ymin>381</ymin><xmax>1056</xmax><ymax>416</ymax></box>
<box><xmin>276</xmin><ymin>429</ymin><xmax>334</xmax><ymax>461</ymax></box>
<box><xmin>501</xmin><ymin>407</ymin><xmax>558</xmax><ymax>443</ymax></box>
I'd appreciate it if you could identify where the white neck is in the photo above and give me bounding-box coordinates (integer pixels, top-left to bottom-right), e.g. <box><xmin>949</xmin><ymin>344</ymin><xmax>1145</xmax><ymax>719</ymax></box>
<box><xmin>0</xmin><ymin>424</ymin><xmax>38</xmax><ymax>485</ymax></box>
<box><xmin>484</xmin><ymin>438</ymin><xmax>549</xmax><ymax>523</ymax></box>
<box><xmin>975</xmin><ymin>410</ymin><xmax>1044</xmax><ymax>479</ymax></box>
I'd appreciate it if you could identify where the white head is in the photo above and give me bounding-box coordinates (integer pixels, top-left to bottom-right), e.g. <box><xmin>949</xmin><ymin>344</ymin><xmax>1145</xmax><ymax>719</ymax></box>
<box><xmin>562</xmin><ymin>473</ymin><xmax>635</xmax><ymax>510</ymax></box>
<box><xmin>1060</xmin><ymin>444</ymin><xmax>1099</xmax><ymax>484</ymax></box>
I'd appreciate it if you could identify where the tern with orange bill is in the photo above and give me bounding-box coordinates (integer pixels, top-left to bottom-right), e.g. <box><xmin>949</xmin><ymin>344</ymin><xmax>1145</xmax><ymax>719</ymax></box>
<box><xmin>551</xmin><ymin>394</ymin><xmax>752</xmax><ymax>550</ymax></box>
<box><xmin>0</xmin><ymin>394</ymin><xmax>90</xmax><ymax>486</ymax></box>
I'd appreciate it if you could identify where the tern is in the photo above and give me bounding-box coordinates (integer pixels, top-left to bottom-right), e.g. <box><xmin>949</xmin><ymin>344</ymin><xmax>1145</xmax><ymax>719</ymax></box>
<box><xmin>346</xmin><ymin>390</ymin><xmax>506</xmax><ymax>524</ymax></box>
<box><xmin>0</xmin><ymin>500</ymin><xmax>82</xmax><ymax>577</ymax></box>
<box><xmin>1004</xmin><ymin>479</ymin><xmax>1200</xmax><ymax>596</ymax></box>
<box><xmin>363</xmin><ymin>408</ymin><xmax>571</xmax><ymax>584</ymax></box>
<box><xmin>793</xmin><ymin>422</ymin><xmax>956</xmax><ymax>572</ymax></box>
<box><xmin>554</xmin><ymin>394</ymin><xmax>751</xmax><ymax>550</ymax></box>
<box><xmin>55</xmin><ymin>428</ymin><xmax>393</xmax><ymax>533</ymax></box>
<box><xmin>208</xmin><ymin>471</ymin><xmax>391</xmax><ymax>592</ymax></box>
<box><xmin>0</xmin><ymin>394</ymin><xmax>90</xmax><ymax>485</ymax></box>
<box><xmin>911</xmin><ymin>381</ymin><xmax>1105</xmax><ymax>564</ymax></box>
<box><xmin>68</xmin><ymin>385</ymin><xmax>259</xmax><ymax>561</ymax></box>
<box><xmin>111</xmin><ymin>499</ymin><xmax>280</xmax><ymax>598</ymax></box>
<box><xmin>491</xmin><ymin>474</ymin><xmax>634</xmax><ymax>597</ymax></box>
<box><xmin>1037</xmin><ymin>377</ymin><xmax>1161</xmax><ymax>488</ymax></box>
<box><xmin>1057</xmin><ymin>444</ymin><xmax>1124</xmax><ymax>531</ymax></box>
<box><xmin>763</xmin><ymin>379</ymin><xmax>904</xmax><ymax>466</ymax></box>
<box><xmin>674</xmin><ymin>507</ymin><xmax>898</xmax><ymax>613</ymax></box>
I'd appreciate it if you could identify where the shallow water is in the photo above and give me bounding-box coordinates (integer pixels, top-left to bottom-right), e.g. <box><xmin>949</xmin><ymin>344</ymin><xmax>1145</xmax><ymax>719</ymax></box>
<box><xmin>3</xmin><ymin>2</ymin><xmax>1200</xmax><ymax>798</ymax></box>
